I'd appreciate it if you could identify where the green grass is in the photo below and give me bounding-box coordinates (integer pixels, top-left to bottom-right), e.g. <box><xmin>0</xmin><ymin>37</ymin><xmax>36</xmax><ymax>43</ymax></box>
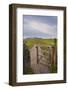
<box><xmin>24</xmin><ymin>38</ymin><xmax>57</xmax><ymax>49</ymax></box>
<box><xmin>24</xmin><ymin>67</ymin><xmax>34</xmax><ymax>74</ymax></box>
<box><xmin>50</xmin><ymin>64</ymin><xmax>57</xmax><ymax>73</ymax></box>
<box><xmin>40</xmin><ymin>46</ymin><xmax>49</xmax><ymax>50</ymax></box>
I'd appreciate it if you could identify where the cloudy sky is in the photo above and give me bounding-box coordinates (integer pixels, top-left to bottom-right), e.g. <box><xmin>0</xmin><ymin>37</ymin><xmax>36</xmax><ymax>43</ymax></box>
<box><xmin>23</xmin><ymin>15</ymin><xmax>57</xmax><ymax>39</ymax></box>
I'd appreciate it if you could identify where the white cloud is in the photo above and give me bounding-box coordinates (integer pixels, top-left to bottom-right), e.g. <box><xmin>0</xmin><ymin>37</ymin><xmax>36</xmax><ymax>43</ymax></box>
<box><xmin>30</xmin><ymin>21</ymin><xmax>56</xmax><ymax>36</ymax></box>
<box><xmin>24</xmin><ymin>19</ymin><xmax>57</xmax><ymax>38</ymax></box>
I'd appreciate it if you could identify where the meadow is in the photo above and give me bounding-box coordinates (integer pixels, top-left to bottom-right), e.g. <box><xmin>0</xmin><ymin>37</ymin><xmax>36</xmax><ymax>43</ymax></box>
<box><xmin>24</xmin><ymin>38</ymin><xmax>57</xmax><ymax>49</ymax></box>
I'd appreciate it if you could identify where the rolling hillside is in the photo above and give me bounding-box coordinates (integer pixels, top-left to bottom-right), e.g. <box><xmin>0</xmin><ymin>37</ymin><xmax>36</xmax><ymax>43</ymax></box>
<box><xmin>24</xmin><ymin>38</ymin><xmax>57</xmax><ymax>48</ymax></box>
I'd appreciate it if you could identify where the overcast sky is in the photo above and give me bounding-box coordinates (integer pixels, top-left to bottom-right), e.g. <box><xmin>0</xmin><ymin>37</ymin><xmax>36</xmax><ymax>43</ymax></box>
<box><xmin>23</xmin><ymin>15</ymin><xmax>57</xmax><ymax>39</ymax></box>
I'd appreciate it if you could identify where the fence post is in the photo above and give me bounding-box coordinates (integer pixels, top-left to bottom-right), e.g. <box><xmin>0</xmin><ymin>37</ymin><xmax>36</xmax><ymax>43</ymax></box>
<box><xmin>36</xmin><ymin>46</ymin><xmax>39</xmax><ymax>64</ymax></box>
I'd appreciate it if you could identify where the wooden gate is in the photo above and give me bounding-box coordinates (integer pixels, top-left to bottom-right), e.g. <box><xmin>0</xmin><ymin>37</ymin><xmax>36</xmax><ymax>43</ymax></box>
<box><xmin>30</xmin><ymin>44</ymin><xmax>57</xmax><ymax>74</ymax></box>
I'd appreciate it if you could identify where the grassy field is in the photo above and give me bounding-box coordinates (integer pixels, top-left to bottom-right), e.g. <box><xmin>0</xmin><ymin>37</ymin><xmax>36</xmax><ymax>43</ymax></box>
<box><xmin>24</xmin><ymin>38</ymin><xmax>57</xmax><ymax>48</ymax></box>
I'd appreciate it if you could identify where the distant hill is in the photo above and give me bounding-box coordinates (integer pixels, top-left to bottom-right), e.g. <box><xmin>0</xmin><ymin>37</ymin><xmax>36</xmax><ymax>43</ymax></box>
<box><xmin>23</xmin><ymin>38</ymin><xmax>57</xmax><ymax>48</ymax></box>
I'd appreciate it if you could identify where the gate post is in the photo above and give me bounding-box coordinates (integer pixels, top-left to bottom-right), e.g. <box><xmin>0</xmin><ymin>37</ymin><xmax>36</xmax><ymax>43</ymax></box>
<box><xmin>36</xmin><ymin>46</ymin><xmax>39</xmax><ymax>64</ymax></box>
<box><xmin>51</xmin><ymin>46</ymin><xmax>57</xmax><ymax>73</ymax></box>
